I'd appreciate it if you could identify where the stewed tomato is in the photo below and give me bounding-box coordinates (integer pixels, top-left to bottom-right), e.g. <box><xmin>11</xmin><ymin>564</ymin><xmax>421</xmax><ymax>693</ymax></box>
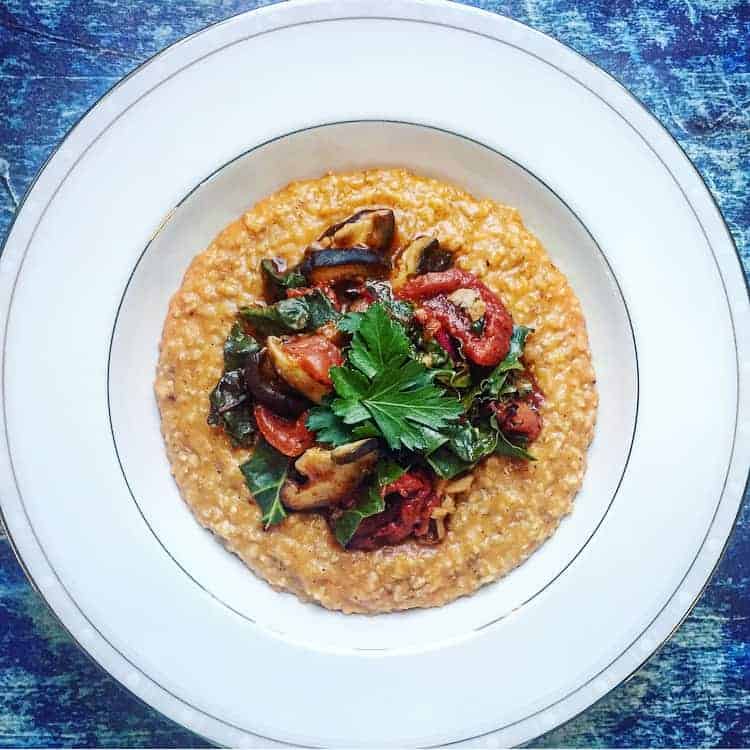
<box><xmin>284</xmin><ymin>334</ymin><xmax>343</xmax><ymax>386</ymax></box>
<box><xmin>399</xmin><ymin>269</ymin><xmax>513</xmax><ymax>366</ymax></box>
<box><xmin>253</xmin><ymin>405</ymin><xmax>314</xmax><ymax>457</ymax></box>
<box><xmin>348</xmin><ymin>469</ymin><xmax>440</xmax><ymax>550</ymax></box>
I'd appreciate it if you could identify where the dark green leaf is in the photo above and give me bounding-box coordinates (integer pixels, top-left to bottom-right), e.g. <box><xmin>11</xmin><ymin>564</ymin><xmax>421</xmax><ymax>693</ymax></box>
<box><xmin>348</xmin><ymin>303</ymin><xmax>411</xmax><ymax>378</ymax></box>
<box><xmin>240</xmin><ymin>438</ymin><xmax>289</xmax><ymax>527</ymax></box>
<box><xmin>376</xmin><ymin>459</ymin><xmax>407</xmax><ymax>486</ymax></box>
<box><xmin>351</xmin><ymin>421</ymin><xmax>381</xmax><ymax>439</ymax></box>
<box><xmin>208</xmin><ymin>370</ymin><xmax>248</xmax><ymax>424</ymax></box>
<box><xmin>338</xmin><ymin>312</ymin><xmax>364</xmax><ymax>335</ymax></box>
<box><xmin>350</xmin><ymin>361</ymin><xmax>462</xmax><ymax>450</ymax></box>
<box><xmin>416</xmin><ymin>425</ymin><xmax>450</xmax><ymax>454</ymax></box>
<box><xmin>449</xmin><ymin>422</ymin><xmax>497</xmax><ymax>463</ymax></box>
<box><xmin>305</xmin><ymin>289</ymin><xmax>341</xmax><ymax>329</ymax></box>
<box><xmin>239</xmin><ymin>298</ymin><xmax>310</xmax><ymax>335</ymax></box>
<box><xmin>223</xmin><ymin>323</ymin><xmax>259</xmax><ymax>370</ymax></box>
<box><xmin>221</xmin><ymin>404</ymin><xmax>256</xmax><ymax>447</ymax></box>
<box><xmin>426</xmin><ymin>447</ymin><xmax>474</xmax><ymax>479</ymax></box>
<box><xmin>334</xmin><ymin>484</ymin><xmax>385</xmax><ymax>546</ymax></box>
<box><xmin>306</xmin><ymin>406</ymin><xmax>353</xmax><ymax>447</ymax></box>
<box><xmin>328</xmin><ymin>304</ymin><xmax>462</xmax><ymax>452</ymax></box>
<box><xmin>332</xmin><ymin>397</ymin><xmax>370</xmax><ymax>423</ymax></box>
<box><xmin>239</xmin><ymin>291</ymin><xmax>340</xmax><ymax>335</ymax></box>
<box><xmin>494</xmin><ymin>428</ymin><xmax>536</xmax><ymax>461</ymax></box>
<box><xmin>329</xmin><ymin>366</ymin><xmax>369</xmax><ymax>399</ymax></box>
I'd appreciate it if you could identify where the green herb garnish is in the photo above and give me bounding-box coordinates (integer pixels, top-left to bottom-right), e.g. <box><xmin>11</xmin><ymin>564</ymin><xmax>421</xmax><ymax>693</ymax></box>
<box><xmin>322</xmin><ymin>304</ymin><xmax>463</xmax><ymax>452</ymax></box>
<box><xmin>305</xmin><ymin>405</ymin><xmax>353</xmax><ymax>447</ymax></box>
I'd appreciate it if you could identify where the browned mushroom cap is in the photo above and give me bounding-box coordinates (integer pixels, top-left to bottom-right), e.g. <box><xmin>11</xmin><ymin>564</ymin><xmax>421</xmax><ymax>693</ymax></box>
<box><xmin>266</xmin><ymin>336</ymin><xmax>330</xmax><ymax>404</ymax></box>
<box><xmin>417</xmin><ymin>239</ymin><xmax>454</xmax><ymax>274</ymax></box>
<box><xmin>392</xmin><ymin>235</ymin><xmax>438</xmax><ymax>288</ymax></box>
<box><xmin>299</xmin><ymin>247</ymin><xmax>388</xmax><ymax>285</ymax></box>
<box><xmin>243</xmin><ymin>350</ymin><xmax>309</xmax><ymax>417</ymax></box>
<box><xmin>280</xmin><ymin>439</ymin><xmax>379</xmax><ymax>511</ymax></box>
<box><xmin>319</xmin><ymin>209</ymin><xmax>395</xmax><ymax>251</ymax></box>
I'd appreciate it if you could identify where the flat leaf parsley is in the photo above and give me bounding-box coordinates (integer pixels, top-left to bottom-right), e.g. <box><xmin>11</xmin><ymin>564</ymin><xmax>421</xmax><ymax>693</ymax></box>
<box><xmin>313</xmin><ymin>304</ymin><xmax>463</xmax><ymax>452</ymax></box>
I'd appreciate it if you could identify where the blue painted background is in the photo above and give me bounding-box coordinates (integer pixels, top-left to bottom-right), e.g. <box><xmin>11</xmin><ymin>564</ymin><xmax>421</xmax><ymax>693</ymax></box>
<box><xmin>0</xmin><ymin>0</ymin><xmax>748</xmax><ymax>746</ymax></box>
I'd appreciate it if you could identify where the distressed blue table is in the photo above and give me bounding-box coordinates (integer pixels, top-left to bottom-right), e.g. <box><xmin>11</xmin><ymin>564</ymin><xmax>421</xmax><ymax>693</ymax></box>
<box><xmin>1</xmin><ymin>0</ymin><xmax>748</xmax><ymax>746</ymax></box>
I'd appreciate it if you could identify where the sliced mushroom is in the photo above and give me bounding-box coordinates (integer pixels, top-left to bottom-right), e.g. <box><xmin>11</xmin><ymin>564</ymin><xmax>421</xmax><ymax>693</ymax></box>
<box><xmin>417</xmin><ymin>241</ymin><xmax>454</xmax><ymax>274</ymax></box>
<box><xmin>243</xmin><ymin>351</ymin><xmax>308</xmax><ymax>417</ymax></box>
<box><xmin>391</xmin><ymin>235</ymin><xmax>438</xmax><ymax>288</ymax></box>
<box><xmin>266</xmin><ymin>336</ymin><xmax>330</xmax><ymax>403</ymax></box>
<box><xmin>331</xmin><ymin>438</ymin><xmax>379</xmax><ymax>464</ymax></box>
<box><xmin>299</xmin><ymin>247</ymin><xmax>388</xmax><ymax>285</ymax></box>
<box><xmin>320</xmin><ymin>209</ymin><xmax>395</xmax><ymax>251</ymax></box>
<box><xmin>280</xmin><ymin>440</ymin><xmax>379</xmax><ymax>510</ymax></box>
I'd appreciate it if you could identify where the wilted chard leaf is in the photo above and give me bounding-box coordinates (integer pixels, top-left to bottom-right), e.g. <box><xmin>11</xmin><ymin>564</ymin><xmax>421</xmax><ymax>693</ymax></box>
<box><xmin>334</xmin><ymin>484</ymin><xmax>385</xmax><ymax>547</ymax></box>
<box><xmin>208</xmin><ymin>370</ymin><xmax>248</xmax><ymax>422</ymax></box>
<box><xmin>207</xmin><ymin>369</ymin><xmax>256</xmax><ymax>447</ymax></box>
<box><xmin>240</xmin><ymin>438</ymin><xmax>289</xmax><ymax>528</ymax></box>
<box><xmin>240</xmin><ymin>290</ymin><xmax>340</xmax><ymax>335</ymax></box>
<box><xmin>223</xmin><ymin>323</ymin><xmax>259</xmax><ymax>370</ymax></box>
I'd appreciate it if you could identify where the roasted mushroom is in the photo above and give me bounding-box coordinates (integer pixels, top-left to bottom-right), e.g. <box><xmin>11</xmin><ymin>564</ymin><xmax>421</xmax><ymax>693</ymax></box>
<box><xmin>280</xmin><ymin>439</ymin><xmax>379</xmax><ymax>510</ymax></box>
<box><xmin>299</xmin><ymin>248</ymin><xmax>388</xmax><ymax>285</ymax></box>
<box><xmin>266</xmin><ymin>336</ymin><xmax>331</xmax><ymax>403</ymax></box>
<box><xmin>417</xmin><ymin>241</ymin><xmax>453</xmax><ymax>274</ymax></box>
<box><xmin>320</xmin><ymin>208</ymin><xmax>395</xmax><ymax>251</ymax></box>
<box><xmin>392</xmin><ymin>235</ymin><xmax>439</xmax><ymax>288</ymax></box>
<box><xmin>243</xmin><ymin>350</ymin><xmax>308</xmax><ymax>417</ymax></box>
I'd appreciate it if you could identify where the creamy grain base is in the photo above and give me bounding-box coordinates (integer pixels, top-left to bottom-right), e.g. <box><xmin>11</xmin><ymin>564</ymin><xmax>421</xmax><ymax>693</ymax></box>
<box><xmin>155</xmin><ymin>168</ymin><xmax>597</xmax><ymax>614</ymax></box>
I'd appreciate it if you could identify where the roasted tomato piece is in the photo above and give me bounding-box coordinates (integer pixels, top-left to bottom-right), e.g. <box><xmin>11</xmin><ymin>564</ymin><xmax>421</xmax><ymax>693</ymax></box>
<box><xmin>348</xmin><ymin>469</ymin><xmax>440</xmax><ymax>550</ymax></box>
<box><xmin>398</xmin><ymin>269</ymin><xmax>513</xmax><ymax>366</ymax></box>
<box><xmin>253</xmin><ymin>405</ymin><xmax>315</xmax><ymax>457</ymax></box>
<box><xmin>284</xmin><ymin>334</ymin><xmax>343</xmax><ymax>386</ymax></box>
<box><xmin>492</xmin><ymin>400</ymin><xmax>543</xmax><ymax>444</ymax></box>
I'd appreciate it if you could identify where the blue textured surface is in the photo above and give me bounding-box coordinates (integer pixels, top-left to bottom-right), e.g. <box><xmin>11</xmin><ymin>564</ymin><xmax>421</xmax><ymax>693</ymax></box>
<box><xmin>0</xmin><ymin>0</ymin><xmax>748</xmax><ymax>746</ymax></box>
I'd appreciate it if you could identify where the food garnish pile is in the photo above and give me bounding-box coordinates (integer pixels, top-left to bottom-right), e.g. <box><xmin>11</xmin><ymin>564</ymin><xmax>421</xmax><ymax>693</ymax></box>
<box><xmin>207</xmin><ymin>209</ymin><xmax>544</xmax><ymax>550</ymax></box>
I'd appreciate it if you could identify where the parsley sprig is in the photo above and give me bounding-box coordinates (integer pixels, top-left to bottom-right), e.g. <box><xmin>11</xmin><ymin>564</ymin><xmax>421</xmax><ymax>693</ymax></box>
<box><xmin>314</xmin><ymin>304</ymin><xmax>463</xmax><ymax>452</ymax></box>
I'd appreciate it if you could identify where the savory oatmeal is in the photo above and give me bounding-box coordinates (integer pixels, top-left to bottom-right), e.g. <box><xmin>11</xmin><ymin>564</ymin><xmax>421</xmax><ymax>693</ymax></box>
<box><xmin>155</xmin><ymin>168</ymin><xmax>597</xmax><ymax>613</ymax></box>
